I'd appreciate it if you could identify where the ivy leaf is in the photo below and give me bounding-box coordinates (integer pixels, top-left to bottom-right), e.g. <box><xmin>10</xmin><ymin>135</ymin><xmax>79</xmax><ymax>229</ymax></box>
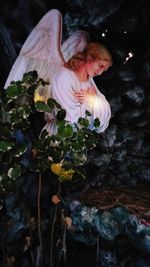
<box><xmin>27</xmin><ymin>84</ymin><xmax>37</xmax><ymax>95</ymax></box>
<box><xmin>62</xmin><ymin>160</ymin><xmax>74</xmax><ymax>170</ymax></box>
<box><xmin>72</xmin><ymin>151</ymin><xmax>87</xmax><ymax>166</ymax></box>
<box><xmin>35</xmin><ymin>101</ymin><xmax>51</xmax><ymax>112</ymax></box>
<box><xmin>10</xmin><ymin>113</ymin><xmax>25</xmax><ymax>125</ymax></box>
<box><xmin>18</xmin><ymin>106</ymin><xmax>32</xmax><ymax>119</ymax></box>
<box><xmin>0</xmin><ymin>140</ymin><xmax>14</xmax><ymax>152</ymax></box>
<box><xmin>85</xmin><ymin>110</ymin><xmax>92</xmax><ymax>117</ymax></box>
<box><xmin>57</xmin><ymin>122</ymin><xmax>73</xmax><ymax>138</ymax></box>
<box><xmin>40</xmin><ymin>129</ymin><xmax>49</xmax><ymax>139</ymax></box>
<box><xmin>12</xmin><ymin>119</ymin><xmax>30</xmax><ymax>131</ymax></box>
<box><xmin>64</xmin><ymin>125</ymin><xmax>74</xmax><ymax>137</ymax></box>
<box><xmin>78</xmin><ymin>117</ymin><xmax>89</xmax><ymax>127</ymax></box>
<box><xmin>94</xmin><ymin>118</ymin><xmax>100</xmax><ymax>128</ymax></box>
<box><xmin>47</xmin><ymin>98</ymin><xmax>61</xmax><ymax>109</ymax></box>
<box><xmin>13</xmin><ymin>144</ymin><xmax>27</xmax><ymax>157</ymax></box>
<box><xmin>6</xmin><ymin>84</ymin><xmax>24</xmax><ymax>99</ymax></box>
<box><xmin>56</xmin><ymin>109</ymin><xmax>66</xmax><ymax>121</ymax></box>
<box><xmin>8</xmin><ymin>165</ymin><xmax>21</xmax><ymax>178</ymax></box>
<box><xmin>15</xmin><ymin>95</ymin><xmax>31</xmax><ymax>106</ymax></box>
<box><xmin>22</xmin><ymin>71</ymin><xmax>38</xmax><ymax>83</ymax></box>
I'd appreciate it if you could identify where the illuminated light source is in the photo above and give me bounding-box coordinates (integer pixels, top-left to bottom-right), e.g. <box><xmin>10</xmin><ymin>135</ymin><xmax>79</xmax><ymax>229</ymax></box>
<box><xmin>128</xmin><ymin>52</ymin><xmax>133</xmax><ymax>57</ymax></box>
<box><xmin>123</xmin><ymin>51</ymin><xmax>134</xmax><ymax>64</ymax></box>
<box><xmin>124</xmin><ymin>31</ymin><xmax>127</xmax><ymax>34</ymax></box>
<box><xmin>86</xmin><ymin>95</ymin><xmax>100</xmax><ymax>111</ymax></box>
<box><xmin>101</xmin><ymin>29</ymin><xmax>108</xmax><ymax>38</ymax></box>
<box><xmin>102</xmin><ymin>32</ymin><xmax>106</xmax><ymax>37</ymax></box>
<box><xmin>34</xmin><ymin>89</ymin><xmax>45</xmax><ymax>102</ymax></box>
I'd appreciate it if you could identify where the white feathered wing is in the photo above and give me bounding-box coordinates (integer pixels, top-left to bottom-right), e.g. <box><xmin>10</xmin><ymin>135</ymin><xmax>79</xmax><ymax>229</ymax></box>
<box><xmin>4</xmin><ymin>9</ymin><xmax>64</xmax><ymax>102</ymax></box>
<box><xmin>4</xmin><ymin>9</ymin><xmax>90</xmax><ymax>101</ymax></box>
<box><xmin>61</xmin><ymin>30</ymin><xmax>90</xmax><ymax>62</ymax></box>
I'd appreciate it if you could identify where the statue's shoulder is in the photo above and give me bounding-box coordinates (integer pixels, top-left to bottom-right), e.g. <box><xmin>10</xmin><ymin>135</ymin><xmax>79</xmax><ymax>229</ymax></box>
<box><xmin>53</xmin><ymin>67</ymin><xmax>74</xmax><ymax>83</ymax></box>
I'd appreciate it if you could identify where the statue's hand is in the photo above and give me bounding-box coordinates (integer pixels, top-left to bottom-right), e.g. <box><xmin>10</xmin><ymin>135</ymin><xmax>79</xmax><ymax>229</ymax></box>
<box><xmin>73</xmin><ymin>86</ymin><xmax>97</xmax><ymax>103</ymax></box>
<box><xmin>87</xmin><ymin>85</ymin><xmax>97</xmax><ymax>96</ymax></box>
<box><xmin>73</xmin><ymin>89</ymin><xmax>87</xmax><ymax>103</ymax></box>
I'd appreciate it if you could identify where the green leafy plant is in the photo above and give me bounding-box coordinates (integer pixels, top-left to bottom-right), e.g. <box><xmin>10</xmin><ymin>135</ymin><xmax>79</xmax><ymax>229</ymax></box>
<box><xmin>0</xmin><ymin>71</ymin><xmax>100</xmax><ymax>193</ymax></box>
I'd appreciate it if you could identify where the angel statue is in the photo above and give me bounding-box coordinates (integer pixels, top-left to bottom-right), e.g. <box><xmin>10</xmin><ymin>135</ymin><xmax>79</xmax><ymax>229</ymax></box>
<box><xmin>5</xmin><ymin>9</ymin><xmax>112</xmax><ymax>135</ymax></box>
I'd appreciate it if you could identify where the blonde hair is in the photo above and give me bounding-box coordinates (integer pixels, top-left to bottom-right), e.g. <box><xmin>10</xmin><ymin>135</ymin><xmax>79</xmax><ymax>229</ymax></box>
<box><xmin>64</xmin><ymin>42</ymin><xmax>112</xmax><ymax>71</ymax></box>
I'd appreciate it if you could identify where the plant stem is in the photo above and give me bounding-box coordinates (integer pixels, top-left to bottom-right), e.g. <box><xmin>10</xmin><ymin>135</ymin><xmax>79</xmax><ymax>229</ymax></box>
<box><xmin>49</xmin><ymin>182</ymin><xmax>61</xmax><ymax>267</ymax></box>
<box><xmin>37</xmin><ymin>172</ymin><xmax>43</xmax><ymax>267</ymax></box>
<box><xmin>49</xmin><ymin>205</ymin><xmax>57</xmax><ymax>267</ymax></box>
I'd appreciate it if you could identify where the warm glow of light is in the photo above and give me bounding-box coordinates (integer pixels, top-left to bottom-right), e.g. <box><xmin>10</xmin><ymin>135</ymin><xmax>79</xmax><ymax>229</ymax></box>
<box><xmin>86</xmin><ymin>95</ymin><xmax>100</xmax><ymax>110</ymax></box>
<box><xmin>34</xmin><ymin>90</ymin><xmax>45</xmax><ymax>102</ymax></box>
<box><xmin>102</xmin><ymin>33</ymin><xmax>106</xmax><ymax>37</ymax></box>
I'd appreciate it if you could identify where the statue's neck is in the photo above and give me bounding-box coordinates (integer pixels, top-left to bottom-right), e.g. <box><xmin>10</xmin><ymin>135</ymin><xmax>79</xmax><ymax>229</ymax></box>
<box><xmin>74</xmin><ymin>67</ymin><xmax>88</xmax><ymax>82</ymax></box>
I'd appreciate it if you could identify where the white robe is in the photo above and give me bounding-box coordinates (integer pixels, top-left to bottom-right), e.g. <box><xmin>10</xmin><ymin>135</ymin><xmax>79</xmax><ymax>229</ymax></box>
<box><xmin>43</xmin><ymin>67</ymin><xmax>111</xmax><ymax>135</ymax></box>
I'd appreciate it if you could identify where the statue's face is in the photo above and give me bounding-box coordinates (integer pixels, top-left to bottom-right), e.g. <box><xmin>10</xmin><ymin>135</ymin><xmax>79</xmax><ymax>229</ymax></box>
<box><xmin>86</xmin><ymin>59</ymin><xmax>109</xmax><ymax>77</ymax></box>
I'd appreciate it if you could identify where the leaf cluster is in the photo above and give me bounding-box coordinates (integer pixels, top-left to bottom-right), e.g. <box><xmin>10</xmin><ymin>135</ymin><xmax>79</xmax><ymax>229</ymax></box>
<box><xmin>0</xmin><ymin>72</ymin><xmax>100</xmax><ymax>192</ymax></box>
